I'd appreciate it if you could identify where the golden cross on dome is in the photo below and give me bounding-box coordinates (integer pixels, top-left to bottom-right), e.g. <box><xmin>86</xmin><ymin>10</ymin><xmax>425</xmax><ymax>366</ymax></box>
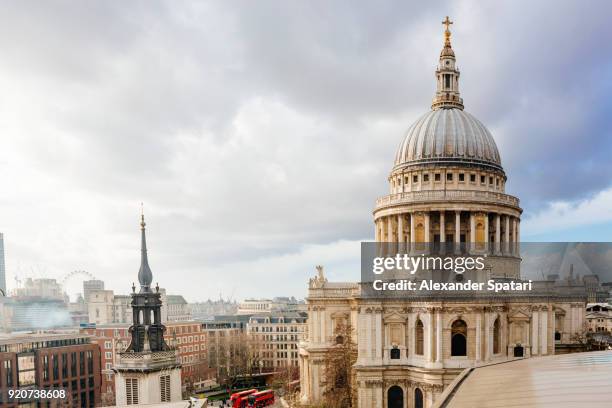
<box><xmin>442</xmin><ymin>16</ymin><xmax>453</xmax><ymax>45</ymax></box>
<box><xmin>442</xmin><ymin>16</ymin><xmax>453</xmax><ymax>31</ymax></box>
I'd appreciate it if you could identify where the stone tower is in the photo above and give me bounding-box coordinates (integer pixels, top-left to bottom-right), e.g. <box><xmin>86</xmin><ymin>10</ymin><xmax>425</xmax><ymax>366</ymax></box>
<box><xmin>113</xmin><ymin>211</ymin><xmax>182</xmax><ymax>405</ymax></box>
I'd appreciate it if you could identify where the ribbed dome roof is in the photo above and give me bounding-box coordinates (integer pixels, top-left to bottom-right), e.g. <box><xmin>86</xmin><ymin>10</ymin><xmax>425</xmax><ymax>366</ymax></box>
<box><xmin>394</xmin><ymin>108</ymin><xmax>502</xmax><ymax>170</ymax></box>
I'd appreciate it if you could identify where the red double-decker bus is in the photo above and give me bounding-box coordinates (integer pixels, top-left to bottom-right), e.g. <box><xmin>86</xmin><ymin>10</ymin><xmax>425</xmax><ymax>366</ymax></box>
<box><xmin>230</xmin><ymin>389</ymin><xmax>257</xmax><ymax>408</ymax></box>
<box><xmin>246</xmin><ymin>389</ymin><xmax>274</xmax><ymax>407</ymax></box>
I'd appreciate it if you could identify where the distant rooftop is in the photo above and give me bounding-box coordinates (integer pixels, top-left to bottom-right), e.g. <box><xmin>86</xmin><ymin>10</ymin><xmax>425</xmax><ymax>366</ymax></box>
<box><xmin>249</xmin><ymin>312</ymin><xmax>308</xmax><ymax>324</ymax></box>
<box><xmin>436</xmin><ymin>351</ymin><xmax>612</xmax><ymax>408</ymax></box>
<box><xmin>0</xmin><ymin>331</ymin><xmax>92</xmax><ymax>352</ymax></box>
<box><xmin>166</xmin><ymin>295</ymin><xmax>188</xmax><ymax>304</ymax></box>
<box><xmin>0</xmin><ymin>331</ymin><xmax>87</xmax><ymax>343</ymax></box>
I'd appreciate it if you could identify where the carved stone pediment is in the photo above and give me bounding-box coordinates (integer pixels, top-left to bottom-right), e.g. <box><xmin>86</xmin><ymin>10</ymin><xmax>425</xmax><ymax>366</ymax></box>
<box><xmin>508</xmin><ymin>308</ymin><xmax>530</xmax><ymax>321</ymax></box>
<box><xmin>448</xmin><ymin>307</ymin><xmax>468</xmax><ymax>314</ymax></box>
<box><xmin>383</xmin><ymin>311</ymin><xmax>407</xmax><ymax>323</ymax></box>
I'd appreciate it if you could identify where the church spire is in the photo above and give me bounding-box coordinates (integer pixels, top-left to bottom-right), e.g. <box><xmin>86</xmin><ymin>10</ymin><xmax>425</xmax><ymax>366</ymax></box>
<box><xmin>138</xmin><ymin>204</ymin><xmax>153</xmax><ymax>293</ymax></box>
<box><xmin>432</xmin><ymin>16</ymin><xmax>464</xmax><ymax>110</ymax></box>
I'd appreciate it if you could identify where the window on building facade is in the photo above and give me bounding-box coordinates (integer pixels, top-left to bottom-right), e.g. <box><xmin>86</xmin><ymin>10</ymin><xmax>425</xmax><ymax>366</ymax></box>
<box><xmin>451</xmin><ymin>320</ymin><xmax>468</xmax><ymax>356</ymax></box>
<box><xmin>125</xmin><ymin>378</ymin><xmax>139</xmax><ymax>405</ymax></box>
<box><xmin>52</xmin><ymin>354</ymin><xmax>59</xmax><ymax>380</ymax></box>
<box><xmin>43</xmin><ymin>355</ymin><xmax>49</xmax><ymax>380</ymax></box>
<box><xmin>415</xmin><ymin>319</ymin><xmax>424</xmax><ymax>355</ymax></box>
<box><xmin>87</xmin><ymin>351</ymin><xmax>93</xmax><ymax>374</ymax></box>
<box><xmin>493</xmin><ymin>317</ymin><xmax>500</xmax><ymax>354</ymax></box>
<box><xmin>160</xmin><ymin>375</ymin><xmax>171</xmax><ymax>402</ymax></box>
<box><xmin>62</xmin><ymin>353</ymin><xmax>68</xmax><ymax>377</ymax></box>
<box><xmin>459</xmin><ymin>173</ymin><xmax>465</xmax><ymax>182</ymax></box>
<box><xmin>4</xmin><ymin>360</ymin><xmax>13</xmax><ymax>387</ymax></box>
<box><xmin>415</xmin><ymin>388</ymin><xmax>424</xmax><ymax>408</ymax></box>
<box><xmin>446</xmin><ymin>172</ymin><xmax>453</xmax><ymax>181</ymax></box>
<box><xmin>71</xmin><ymin>352</ymin><xmax>77</xmax><ymax>377</ymax></box>
<box><xmin>435</xmin><ymin>173</ymin><xmax>441</xmax><ymax>182</ymax></box>
<box><xmin>80</xmin><ymin>352</ymin><xmax>85</xmax><ymax>375</ymax></box>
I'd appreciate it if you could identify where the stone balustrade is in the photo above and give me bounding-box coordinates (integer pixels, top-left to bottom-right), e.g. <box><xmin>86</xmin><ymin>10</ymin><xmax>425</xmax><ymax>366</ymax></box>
<box><xmin>375</xmin><ymin>189</ymin><xmax>520</xmax><ymax>210</ymax></box>
<box><xmin>115</xmin><ymin>350</ymin><xmax>179</xmax><ymax>371</ymax></box>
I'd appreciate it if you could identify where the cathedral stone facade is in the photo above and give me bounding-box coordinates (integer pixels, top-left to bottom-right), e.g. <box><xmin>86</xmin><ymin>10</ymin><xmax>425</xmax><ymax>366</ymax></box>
<box><xmin>298</xmin><ymin>18</ymin><xmax>586</xmax><ymax>408</ymax></box>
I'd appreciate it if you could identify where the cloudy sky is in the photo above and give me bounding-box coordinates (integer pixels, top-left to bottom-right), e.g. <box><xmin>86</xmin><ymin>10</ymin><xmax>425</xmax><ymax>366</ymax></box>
<box><xmin>1</xmin><ymin>1</ymin><xmax>611</xmax><ymax>302</ymax></box>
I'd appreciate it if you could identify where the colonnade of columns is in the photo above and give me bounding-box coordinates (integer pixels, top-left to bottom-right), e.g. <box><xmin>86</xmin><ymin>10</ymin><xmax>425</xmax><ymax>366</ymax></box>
<box><xmin>374</xmin><ymin>210</ymin><xmax>520</xmax><ymax>255</ymax></box>
<box><xmin>359</xmin><ymin>308</ymin><xmax>511</xmax><ymax>367</ymax></box>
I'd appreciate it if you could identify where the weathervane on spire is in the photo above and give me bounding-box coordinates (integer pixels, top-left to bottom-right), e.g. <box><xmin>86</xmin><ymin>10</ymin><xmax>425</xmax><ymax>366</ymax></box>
<box><xmin>442</xmin><ymin>16</ymin><xmax>453</xmax><ymax>46</ymax></box>
<box><xmin>140</xmin><ymin>202</ymin><xmax>146</xmax><ymax>230</ymax></box>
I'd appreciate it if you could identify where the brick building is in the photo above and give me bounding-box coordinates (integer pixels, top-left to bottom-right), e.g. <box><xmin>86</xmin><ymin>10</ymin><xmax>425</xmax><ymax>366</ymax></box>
<box><xmin>81</xmin><ymin>320</ymin><xmax>214</xmax><ymax>403</ymax></box>
<box><xmin>0</xmin><ymin>332</ymin><xmax>101</xmax><ymax>407</ymax></box>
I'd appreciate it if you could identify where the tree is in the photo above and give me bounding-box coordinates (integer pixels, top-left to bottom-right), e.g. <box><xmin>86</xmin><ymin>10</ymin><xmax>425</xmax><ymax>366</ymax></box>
<box><xmin>321</xmin><ymin>323</ymin><xmax>357</xmax><ymax>408</ymax></box>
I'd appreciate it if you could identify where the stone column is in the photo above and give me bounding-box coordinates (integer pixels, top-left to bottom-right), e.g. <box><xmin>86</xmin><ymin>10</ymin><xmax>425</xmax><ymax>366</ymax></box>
<box><xmin>531</xmin><ymin>309</ymin><xmax>539</xmax><ymax>356</ymax></box>
<box><xmin>312</xmin><ymin>309</ymin><xmax>320</xmax><ymax>344</ymax></box>
<box><xmin>516</xmin><ymin>219</ymin><xmax>521</xmax><ymax>256</ymax></box>
<box><xmin>387</xmin><ymin>216</ymin><xmax>394</xmax><ymax>243</ymax></box>
<box><xmin>484</xmin><ymin>212</ymin><xmax>489</xmax><ymax>252</ymax></box>
<box><xmin>375</xmin><ymin>311</ymin><xmax>383</xmax><ymax>363</ymax></box>
<box><xmin>424</xmin><ymin>212</ymin><xmax>431</xmax><ymax>244</ymax></box>
<box><xmin>470</xmin><ymin>212</ymin><xmax>476</xmax><ymax>252</ymax></box>
<box><xmin>366</xmin><ymin>310</ymin><xmax>373</xmax><ymax>360</ymax></box>
<box><xmin>455</xmin><ymin>211</ymin><xmax>461</xmax><ymax>253</ymax></box>
<box><xmin>410</xmin><ymin>213</ymin><xmax>416</xmax><ymax>244</ymax></box>
<box><xmin>505</xmin><ymin>215</ymin><xmax>510</xmax><ymax>254</ymax></box>
<box><xmin>397</xmin><ymin>214</ymin><xmax>404</xmax><ymax>244</ymax></box>
<box><xmin>512</xmin><ymin>217</ymin><xmax>517</xmax><ymax>255</ymax></box>
<box><xmin>427</xmin><ymin>309</ymin><xmax>434</xmax><ymax>362</ymax></box>
<box><xmin>436</xmin><ymin>310</ymin><xmax>442</xmax><ymax>363</ymax></box>
<box><xmin>440</xmin><ymin>212</ymin><xmax>446</xmax><ymax>254</ymax></box>
<box><xmin>475</xmin><ymin>312</ymin><xmax>482</xmax><ymax>362</ymax></box>
<box><xmin>540</xmin><ymin>308</ymin><xmax>548</xmax><ymax>355</ymax></box>
<box><xmin>320</xmin><ymin>308</ymin><xmax>326</xmax><ymax>344</ymax></box>
<box><xmin>484</xmin><ymin>312</ymin><xmax>490</xmax><ymax>361</ymax></box>
<box><xmin>374</xmin><ymin>219</ymin><xmax>380</xmax><ymax>242</ymax></box>
<box><xmin>495</xmin><ymin>214</ymin><xmax>501</xmax><ymax>254</ymax></box>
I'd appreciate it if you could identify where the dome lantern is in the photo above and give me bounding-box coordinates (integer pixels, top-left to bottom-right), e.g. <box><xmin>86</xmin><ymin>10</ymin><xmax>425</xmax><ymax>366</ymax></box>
<box><xmin>432</xmin><ymin>16</ymin><xmax>464</xmax><ymax>110</ymax></box>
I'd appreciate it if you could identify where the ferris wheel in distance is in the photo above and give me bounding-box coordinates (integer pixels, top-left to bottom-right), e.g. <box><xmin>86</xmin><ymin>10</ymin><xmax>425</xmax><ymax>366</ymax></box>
<box><xmin>60</xmin><ymin>270</ymin><xmax>97</xmax><ymax>294</ymax></box>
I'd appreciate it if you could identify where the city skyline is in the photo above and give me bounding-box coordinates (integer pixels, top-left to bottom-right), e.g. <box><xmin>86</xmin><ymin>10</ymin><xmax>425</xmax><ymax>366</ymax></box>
<box><xmin>1</xmin><ymin>1</ymin><xmax>612</xmax><ymax>301</ymax></box>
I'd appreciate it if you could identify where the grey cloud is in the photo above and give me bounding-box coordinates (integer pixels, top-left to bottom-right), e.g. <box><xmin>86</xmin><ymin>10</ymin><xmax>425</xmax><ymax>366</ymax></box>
<box><xmin>0</xmin><ymin>0</ymin><xmax>610</xmax><ymax>299</ymax></box>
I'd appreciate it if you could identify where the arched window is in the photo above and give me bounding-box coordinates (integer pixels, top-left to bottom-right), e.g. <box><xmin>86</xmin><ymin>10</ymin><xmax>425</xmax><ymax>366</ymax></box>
<box><xmin>476</xmin><ymin>222</ymin><xmax>485</xmax><ymax>250</ymax></box>
<box><xmin>414</xmin><ymin>388</ymin><xmax>424</xmax><ymax>408</ymax></box>
<box><xmin>493</xmin><ymin>317</ymin><xmax>500</xmax><ymax>354</ymax></box>
<box><xmin>416</xmin><ymin>223</ymin><xmax>425</xmax><ymax>243</ymax></box>
<box><xmin>390</xmin><ymin>347</ymin><xmax>400</xmax><ymax>360</ymax></box>
<box><xmin>451</xmin><ymin>319</ymin><xmax>467</xmax><ymax>356</ymax></box>
<box><xmin>387</xmin><ymin>385</ymin><xmax>403</xmax><ymax>408</ymax></box>
<box><xmin>415</xmin><ymin>319</ymin><xmax>424</xmax><ymax>355</ymax></box>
